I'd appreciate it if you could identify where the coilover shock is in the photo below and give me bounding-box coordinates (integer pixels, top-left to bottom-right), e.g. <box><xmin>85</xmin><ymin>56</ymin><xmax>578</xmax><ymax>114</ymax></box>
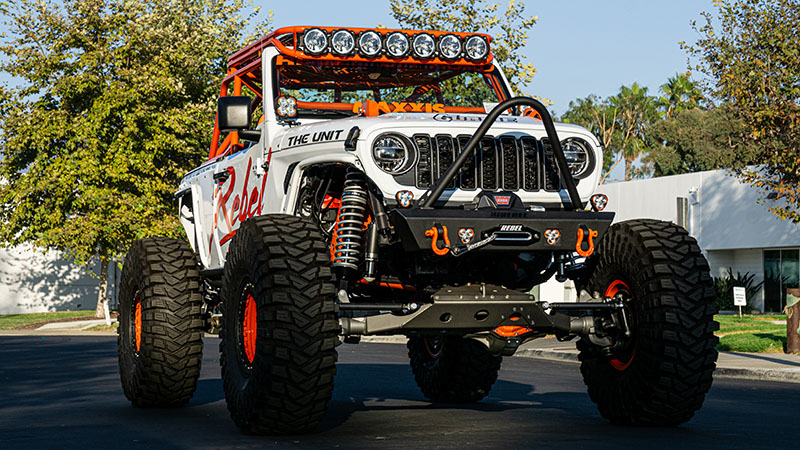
<box><xmin>332</xmin><ymin>168</ymin><xmax>369</xmax><ymax>280</ymax></box>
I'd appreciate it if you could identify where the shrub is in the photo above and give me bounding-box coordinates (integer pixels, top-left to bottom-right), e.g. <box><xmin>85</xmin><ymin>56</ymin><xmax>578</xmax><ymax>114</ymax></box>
<box><xmin>713</xmin><ymin>268</ymin><xmax>763</xmax><ymax>313</ymax></box>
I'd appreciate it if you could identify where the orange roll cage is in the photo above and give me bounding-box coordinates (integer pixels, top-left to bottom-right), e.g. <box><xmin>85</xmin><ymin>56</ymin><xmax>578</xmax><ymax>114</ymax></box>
<box><xmin>208</xmin><ymin>26</ymin><xmax>502</xmax><ymax>160</ymax></box>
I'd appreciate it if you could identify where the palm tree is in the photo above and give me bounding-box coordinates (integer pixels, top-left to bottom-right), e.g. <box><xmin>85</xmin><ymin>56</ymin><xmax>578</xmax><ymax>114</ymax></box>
<box><xmin>609</xmin><ymin>82</ymin><xmax>658</xmax><ymax>180</ymax></box>
<box><xmin>659</xmin><ymin>73</ymin><xmax>703</xmax><ymax>118</ymax></box>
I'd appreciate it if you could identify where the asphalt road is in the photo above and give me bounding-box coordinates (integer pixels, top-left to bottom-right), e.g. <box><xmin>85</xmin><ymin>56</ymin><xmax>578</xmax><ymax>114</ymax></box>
<box><xmin>0</xmin><ymin>336</ymin><xmax>795</xmax><ymax>450</ymax></box>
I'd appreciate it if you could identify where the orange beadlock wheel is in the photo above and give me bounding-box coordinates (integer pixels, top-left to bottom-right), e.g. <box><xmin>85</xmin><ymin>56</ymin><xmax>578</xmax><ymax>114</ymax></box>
<box><xmin>242</xmin><ymin>291</ymin><xmax>257</xmax><ymax>364</ymax></box>
<box><xmin>134</xmin><ymin>297</ymin><xmax>142</xmax><ymax>353</ymax></box>
<box><xmin>605</xmin><ymin>279</ymin><xmax>636</xmax><ymax>371</ymax></box>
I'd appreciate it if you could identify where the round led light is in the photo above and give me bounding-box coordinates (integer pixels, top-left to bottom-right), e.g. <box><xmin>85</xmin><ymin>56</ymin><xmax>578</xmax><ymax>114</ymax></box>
<box><xmin>358</xmin><ymin>30</ymin><xmax>382</xmax><ymax>57</ymax></box>
<box><xmin>385</xmin><ymin>32</ymin><xmax>410</xmax><ymax>57</ymax></box>
<box><xmin>276</xmin><ymin>95</ymin><xmax>297</xmax><ymax>118</ymax></box>
<box><xmin>464</xmin><ymin>35</ymin><xmax>488</xmax><ymax>60</ymax></box>
<box><xmin>330</xmin><ymin>30</ymin><xmax>355</xmax><ymax>55</ymax></box>
<box><xmin>302</xmin><ymin>28</ymin><xmax>328</xmax><ymax>55</ymax></box>
<box><xmin>412</xmin><ymin>33</ymin><xmax>435</xmax><ymax>58</ymax></box>
<box><xmin>372</xmin><ymin>134</ymin><xmax>416</xmax><ymax>174</ymax></box>
<box><xmin>560</xmin><ymin>138</ymin><xmax>595</xmax><ymax>179</ymax></box>
<box><xmin>438</xmin><ymin>34</ymin><xmax>462</xmax><ymax>59</ymax></box>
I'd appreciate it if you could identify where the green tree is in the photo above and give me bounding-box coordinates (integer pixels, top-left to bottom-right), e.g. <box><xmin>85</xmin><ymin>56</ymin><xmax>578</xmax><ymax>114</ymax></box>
<box><xmin>610</xmin><ymin>82</ymin><xmax>659</xmax><ymax>180</ymax></box>
<box><xmin>658</xmin><ymin>73</ymin><xmax>703</xmax><ymax>118</ymax></box>
<box><xmin>647</xmin><ymin>106</ymin><xmax>756</xmax><ymax>176</ymax></box>
<box><xmin>560</xmin><ymin>95</ymin><xmax>619</xmax><ymax>175</ymax></box>
<box><xmin>388</xmin><ymin>0</ymin><xmax>546</xmax><ymax>103</ymax></box>
<box><xmin>686</xmin><ymin>0</ymin><xmax>800</xmax><ymax>222</ymax></box>
<box><xmin>0</xmin><ymin>0</ymin><xmax>270</xmax><ymax>316</ymax></box>
<box><xmin>561</xmin><ymin>84</ymin><xmax>659</xmax><ymax>182</ymax></box>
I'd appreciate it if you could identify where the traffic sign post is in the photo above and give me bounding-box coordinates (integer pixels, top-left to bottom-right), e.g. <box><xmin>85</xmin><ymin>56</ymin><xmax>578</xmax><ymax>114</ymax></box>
<box><xmin>733</xmin><ymin>287</ymin><xmax>747</xmax><ymax>319</ymax></box>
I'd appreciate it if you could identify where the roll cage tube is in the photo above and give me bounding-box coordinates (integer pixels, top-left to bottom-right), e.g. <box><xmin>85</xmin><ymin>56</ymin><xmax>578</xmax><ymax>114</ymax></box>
<box><xmin>419</xmin><ymin>96</ymin><xmax>584</xmax><ymax>210</ymax></box>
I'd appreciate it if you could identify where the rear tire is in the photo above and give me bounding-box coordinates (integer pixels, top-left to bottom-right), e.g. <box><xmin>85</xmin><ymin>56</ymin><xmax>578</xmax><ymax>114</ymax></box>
<box><xmin>117</xmin><ymin>238</ymin><xmax>204</xmax><ymax>407</ymax></box>
<box><xmin>220</xmin><ymin>215</ymin><xmax>338</xmax><ymax>434</ymax></box>
<box><xmin>578</xmin><ymin>219</ymin><xmax>718</xmax><ymax>426</ymax></box>
<box><xmin>408</xmin><ymin>336</ymin><xmax>501</xmax><ymax>403</ymax></box>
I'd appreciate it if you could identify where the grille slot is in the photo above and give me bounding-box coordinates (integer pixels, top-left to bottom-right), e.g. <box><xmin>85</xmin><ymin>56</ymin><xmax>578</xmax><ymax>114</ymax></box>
<box><xmin>540</xmin><ymin>138</ymin><xmax>560</xmax><ymax>192</ymax></box>
<box><xmin>410</xmin><ymin>133</ymin><xmax>561</xmax><ymax>192</ymax></box>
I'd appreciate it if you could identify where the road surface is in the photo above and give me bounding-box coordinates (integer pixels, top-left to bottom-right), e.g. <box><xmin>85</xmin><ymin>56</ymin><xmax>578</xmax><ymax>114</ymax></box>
<box><xmin>0</xmin><ymin>336</ymin><xmax>793</xmax><ymax>449</ymax></box>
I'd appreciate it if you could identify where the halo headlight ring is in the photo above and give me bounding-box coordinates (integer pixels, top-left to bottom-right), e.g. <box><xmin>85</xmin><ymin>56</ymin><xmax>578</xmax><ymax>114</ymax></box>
<box><xmin>357</xmin><ymin>30</ymin><xmax>383</xmax><ymax>57</ymax></box>
<box><xmin>437</xmin><ymin>34</ymin><xmax>462</xmax><ymax>60</ymax></box>
<box><xmin>559</xmin><ymin>137</ymin><xmax>596</xmax><ymax>180</ymax></box>
<box><xmin>372</xmin><ymin>133</ymin><xmax>417</xmax><ymax>175</ymax></box>
<box><xmin>330</xmin><ymin>29</ymin><xmax>356</xmax><ymax>56</ymax></box>
<box><xmin>301</xmin><ymin>28</ymin><xmax>328</xmax><ymax>56</ymax></box>
<box><xmin>464</xmin><ymin>35</ymin><xmax>489</xmax><ymax>61</ymax></box>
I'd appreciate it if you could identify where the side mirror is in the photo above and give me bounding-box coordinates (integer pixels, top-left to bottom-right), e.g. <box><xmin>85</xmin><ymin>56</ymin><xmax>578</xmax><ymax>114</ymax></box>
<box><xmin>217</xmin><ymin>96</ymin><xmax>261</xmax><ymax>142</ymax></box>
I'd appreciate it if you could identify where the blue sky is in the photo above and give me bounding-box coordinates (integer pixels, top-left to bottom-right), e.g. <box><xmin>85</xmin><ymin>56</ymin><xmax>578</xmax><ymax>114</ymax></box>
<box><xmin>1</xmin><ymin>1</ymin><xmax>712</xmax><ymax>114</ymax></box>
<box><xmin>260</xmin><ymin>0</ymin><xmax>712</xmax><ymax>114</ymax></box>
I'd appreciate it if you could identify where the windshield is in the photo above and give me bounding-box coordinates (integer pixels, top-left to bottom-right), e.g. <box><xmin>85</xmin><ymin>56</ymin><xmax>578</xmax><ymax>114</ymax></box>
<box><xmin>276</xmin><ymin>60</ymin><xmax>508</xmax><ymax>118</ymax></box>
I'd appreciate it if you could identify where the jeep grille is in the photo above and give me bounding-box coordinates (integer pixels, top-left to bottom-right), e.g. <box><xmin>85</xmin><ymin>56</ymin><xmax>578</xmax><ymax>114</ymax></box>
<box><xmin>403</xmin><ymin>134</ymin><xmax>562</xmax><ymax>192</ymax></box>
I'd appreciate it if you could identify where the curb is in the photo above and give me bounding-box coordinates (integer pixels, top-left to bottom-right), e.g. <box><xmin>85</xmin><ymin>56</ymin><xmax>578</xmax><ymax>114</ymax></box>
<box><xmin>714</xmin><ymin>367</ymin><xmax>800</xmax><ymax>384</ymax></box>
<box><xmin>0</xmin><ymin>330</ymin><xmax>117</xmax><ymax>337</ymax></box>
<box><xmin>512</xmin><ymin>348</ymin><xmax>800</xmax><ymax>384</ymax></box>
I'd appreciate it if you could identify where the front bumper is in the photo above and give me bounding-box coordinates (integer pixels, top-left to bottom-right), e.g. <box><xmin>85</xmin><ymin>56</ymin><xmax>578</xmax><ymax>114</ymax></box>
<box><xmin>391</xmin><ymin>207</ymin><xmax>615</xmax><ymax>253</ymax></box>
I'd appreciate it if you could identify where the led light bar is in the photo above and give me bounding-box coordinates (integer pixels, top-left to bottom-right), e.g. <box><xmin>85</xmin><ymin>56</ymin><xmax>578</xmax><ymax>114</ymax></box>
<box><xmin>296</xmin><ymin>27</ymin><xmax>490</xmax><ymax>62</ymax></box>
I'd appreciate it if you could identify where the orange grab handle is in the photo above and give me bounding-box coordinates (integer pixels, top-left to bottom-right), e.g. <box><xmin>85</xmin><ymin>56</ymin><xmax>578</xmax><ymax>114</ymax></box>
<box><xmin>425</xmin><ymin>226</ymin><xmax>451</xmax><ymax>256</ymax></box>
<box><xmin>576</xmin><ymin>227</ymin><xmax>598</xmax><ymax>257</ymax></box>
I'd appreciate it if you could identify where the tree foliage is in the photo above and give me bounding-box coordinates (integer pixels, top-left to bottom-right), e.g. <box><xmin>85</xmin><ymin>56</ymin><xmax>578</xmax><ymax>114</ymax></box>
<box><xmin>686</xmin><ymin>0</ymin><xmax>800</xmax><ymax>222</ymax></box>
<box><xmin>0</xmin><ymin>0</ymin><xmax>270</xmax><ymax>311</ymax></box>
<box><xmin>388</xmin><ymin>0</ymin><xmax>545</xmax><ymax>102</ymax></box>
<box><xmin>561</xmin><ymin>83</ymin><xmax>659</xmax><ymax>181</ymax></box>
<box><xmin>648</xmin><ymin>107</ymin><xmax>755</xmax><ymax>176</ymax></box>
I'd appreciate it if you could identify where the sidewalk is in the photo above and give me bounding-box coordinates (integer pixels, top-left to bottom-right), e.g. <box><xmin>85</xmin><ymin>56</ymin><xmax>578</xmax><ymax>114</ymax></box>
<box><xmin>516</xmin><ymin>337</ymin><xmax>800</xmax><ymax>384</ymax></box>
<box><xmin>4</xmin><ymin>322</ymin><xmax>800</xmax><ymax>384</ymax></box>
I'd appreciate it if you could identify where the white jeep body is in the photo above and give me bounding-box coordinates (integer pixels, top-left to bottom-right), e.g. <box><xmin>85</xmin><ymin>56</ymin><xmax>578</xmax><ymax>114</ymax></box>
<box><xmin>177</xmin><ymin>47</ymin><xmax>602</xmax><ymax>271</ymax></box>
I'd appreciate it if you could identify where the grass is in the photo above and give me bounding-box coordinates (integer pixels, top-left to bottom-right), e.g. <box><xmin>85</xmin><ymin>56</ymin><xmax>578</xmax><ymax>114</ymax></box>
<box><xmin>715</xmin><ymin>315</ymin><xmax>788</xmax><ymax>353</ymax></box>
<box><xmin>85</xmin><ymin>322</ymin><xmax>119</xmax><ymax>332</ymax></box>
<box><xmin>0</xmin><ymin>310</ymin><xmax>95</xmax><ymax>330</ymax></box>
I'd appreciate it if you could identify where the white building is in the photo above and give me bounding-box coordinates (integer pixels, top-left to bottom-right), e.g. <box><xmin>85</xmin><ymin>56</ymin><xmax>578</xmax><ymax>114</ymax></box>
<box><xmin>0</xmin><ymin>245</ymin><xmax>118</xmax><ymax>315</ymax></box>
<box><xmin>541</xmin><ymin>169</ymin><xmax>800</xmax><ymax>312</ymax></box>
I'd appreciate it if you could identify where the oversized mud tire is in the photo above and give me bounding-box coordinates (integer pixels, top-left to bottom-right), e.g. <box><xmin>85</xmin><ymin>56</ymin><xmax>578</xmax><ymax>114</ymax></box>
<box><xmin>408</xmin><ymin>336</ymin><xmax>501</xmax><ymax>403</ymax></box>
<box><xmin>220</xmin><ymin>214</ymin><xmax>338</xmax><ymax>435</ymax></box>
<box><xmin>117</xmin><ymin>238</ymin><xmax>204</xmax><ymax>407</ymax></box>
<box><xmin>578</xmin><ymin>219</ymin><xmax>718</xmax><ymax>426</ymax></box>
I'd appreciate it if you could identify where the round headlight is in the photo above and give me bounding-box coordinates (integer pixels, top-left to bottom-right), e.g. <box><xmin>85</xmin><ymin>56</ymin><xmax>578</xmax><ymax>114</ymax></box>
<box><xmin>560</xmin><ymin>138</ymin><xmax>595</xmax><ymax>179</ymax></box>
<box><xmin>385</xmin><ymin>32</ymin><xmax>410</xmax><ymax>57</ymax></box>
<box><xmin>358</xmin><ymin>31</ymin><xmax>382</xmax><ymax>57</ymax></box>
<box><xmin>464</xmin><ymin>35</ymin><xmax>488</xmax><ymax>60</ymax></box>
<box><xmin>438</xmin><ymin>34</ymin><xmax>462</xmax><ymax>59</ymax></box>
<box><xmin>372</xmin><ymin>134</ymin><xmax>416</xmax><ymax>174</ymax></box>
<box><xmin>302</xmin><ymin>28</ymin><xmax>328</xmax><ymax>55</ymax></box>
<box><xmin>330</xmin><ymin>30</ymin><xmax>355</xmax><ymax>55</ymax></box>
<box><xmin>412</xmin><ymin>33</ymin><xmax>435</xmax><ymax>58</ymax></box>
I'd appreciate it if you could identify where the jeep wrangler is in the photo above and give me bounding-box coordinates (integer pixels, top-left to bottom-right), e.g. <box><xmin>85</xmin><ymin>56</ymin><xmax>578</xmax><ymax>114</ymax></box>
<box><xmin>116</xmin><ymin>26</ymin><xmax>719</xmax><ymax>434</ymax></box>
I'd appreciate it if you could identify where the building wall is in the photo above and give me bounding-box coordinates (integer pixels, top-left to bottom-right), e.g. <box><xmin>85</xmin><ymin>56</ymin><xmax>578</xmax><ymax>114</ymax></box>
<box><xmin>595</xmin><ymin>170</ymin><xmax>799</xmax><ymax>251</ymax></box>
<box><xmin>554</xmin><ymin>169</ymin><xmax>800</xmax><ymax>312</ymax></box>
<box><xmin>0</xmin><ymin>245</ymin><xmax>117</xmax><ymax>315</ymax></box>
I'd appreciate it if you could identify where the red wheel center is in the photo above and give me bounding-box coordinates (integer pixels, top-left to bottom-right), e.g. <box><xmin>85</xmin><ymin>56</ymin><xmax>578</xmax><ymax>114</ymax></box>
<box><xmin>606</xmin><ymin>280</ymin><xmax>636</xmax><ymax>372</ymax></box>
<box><xmin>243</xmin><ymin>294</ymin><xmax>257</xmax><ymax>364</ymax></box>
<box><xmin>134</xmin><ymin>299</ymin><xmax>142</xmax><ymax>352</ymax></box>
